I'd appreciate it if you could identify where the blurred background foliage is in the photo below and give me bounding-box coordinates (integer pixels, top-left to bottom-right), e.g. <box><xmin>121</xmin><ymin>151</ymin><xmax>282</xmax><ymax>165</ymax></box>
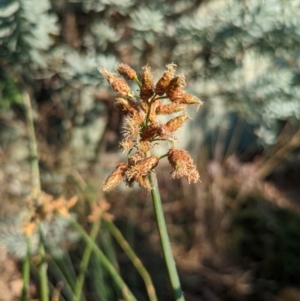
<box><xmin>1</xmin><ymin>0</ymin><xmax>300</xmax><ymax>300</ymax></box>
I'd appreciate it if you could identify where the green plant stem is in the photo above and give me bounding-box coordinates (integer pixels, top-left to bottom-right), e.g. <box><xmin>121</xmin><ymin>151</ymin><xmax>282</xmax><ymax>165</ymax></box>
<box><xmin>70</xmin><ymin>218</ymin><xmax>137</xmax><ymax>301</ymax></box>
<box><xmin>73</xmin><ymin>219</ymin><xmax>101</xmax><ymax>301</ymax></box>
<box><xmin>24</xmin><ymin>91</ymin><xmax>41</xmax><ymax>198</ymax></box>
<box><xmin>21</xmin><ymin>237</ymin><xmax>31</xmax><ymax>301</ymax></box>
<box><xmin>24</xmin><ymin>91</ymin><xmax>49</xmax><ymax>301</ymax></box>
<box><xmin>105</xmin><ymin>219</ymin><xmax>158</xmax><ymax>301</ymax></box>
<box><xmin>38</xmin><ymin>226</ymin><xmax>49</xmax><ymax>301</ymax></box>
<box><xmin>148</xmin><ymin>172</ymin><xmax>185</xmax><ymax>301</ymax></box>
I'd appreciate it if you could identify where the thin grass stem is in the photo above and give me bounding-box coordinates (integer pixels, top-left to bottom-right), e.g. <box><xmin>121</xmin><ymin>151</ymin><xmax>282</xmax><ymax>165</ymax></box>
<box><xmin>24</xmin><ymin>91</ymin><xmax>49</xmax><ymax>301</ymax></box>
<box><xmin>148</xmin><ymin>172</ymin><xmax>185</xmax><ymax>301</ymax></box>
<box><xmin>21</xmin><ymin>237</ymin><xmax>31</xmax><ymax>301</ymax></box>
<box><xmin>73</xmin><ymin>219</ymin><xmax>101</xmax><ymax>301</ymax></box>
<box><xmin>105</xmin><ymin>219</ymin><xmax>158</xmax><ymax>301</ymax></box>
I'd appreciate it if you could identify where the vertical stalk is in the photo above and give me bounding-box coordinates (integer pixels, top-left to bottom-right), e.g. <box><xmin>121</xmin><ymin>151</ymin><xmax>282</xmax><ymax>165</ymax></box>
<box><xmin>21</xmin><ymin>237</ymin><xmax>31</xmax><ymax>301</ymax></box>
<box><xmin>149</xmin><ymin>172</ymin><xmax>185</xmax><ymax>301</ymax></box>
<box><xmin>73</xmin><ymin>220</ymin><xmax>100</xmax><ymax>301</ymax></box>
<box><xmin>24</xmin><ymin>91</ymin><xmax>49</xmax><ymax>301</ymax></box>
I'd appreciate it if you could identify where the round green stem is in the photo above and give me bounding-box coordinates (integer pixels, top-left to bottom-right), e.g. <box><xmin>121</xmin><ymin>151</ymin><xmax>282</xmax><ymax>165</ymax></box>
<box><xmin>149</xmin><ymin>172</ymin><xmax>185</xmax><ymax>301</ymax></box>
<box><xmin>73</xmin><ymin>220</ymin><xmax>100</xmax><ymax>301</ymax></box>
<box><xmin>21</xmin><ymin>238</ymin><xmax>31</xmax><ymax>301</ymax></box>
<box><xmin>24</xmin><ymin>91</ymin><xmax>49</xmax><ymax>301</ymax></box>
<box><xmin>70</xmin><ymin>218</ymin><xmax>137</xmax><ymax>301</ymax></box>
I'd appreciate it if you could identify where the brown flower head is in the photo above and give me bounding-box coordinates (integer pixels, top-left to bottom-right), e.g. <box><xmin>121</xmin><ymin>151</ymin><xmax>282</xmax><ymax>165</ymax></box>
<box><xmin>164</xmin><ymin>113</ymin><xmax>190</xmax><ymax>133</ymax></box>
<box><xmin>140</xmin><ymin>65</ymin><xmax>154</xmax><ymax>100</ymax></box>
<box><xmin>126</xmin><ymin>156</ymin><xmax>159</xmax><ymax>181</ymax></box>
<box><xmin>156</xmin><ymin>103</ymin><xmax>186</xmax><ymax>115</ymax></box>
<box><xmin>168</xmin><ymin>148</ymin><xmax>200</xmax><ymax>183</ymax></box>
<box><xmin>98</xmin><ymin>67</ymin><xmax>130</xmax><ymax>96</ymax></box>
<box><xmin>136</xmin><ymin>175</ymin><xmax>152</xmax><ymax>191</ymax></box>
<box><xmin>115</xmin><ymin>97</ymin><xmax>140</xmax><ymax>116</ymax></box>
<box><xmin>155</xmin><ymin>63</ymin><xmax>177</xmax><ymax>95</ymax></box>
<box><xmin>141</xmin><ymin>122</ymin><xmax>167</xmax><ymax>141</ymax></box>
<box><xmin>117</xmin><ymin>63</ymin><xmax>137</xmax><ymax>80</ymax></box>
<box><xmin>103</xmin><ymin>162</ymin><xmax>128</xmax><ymax>191</ymax></box>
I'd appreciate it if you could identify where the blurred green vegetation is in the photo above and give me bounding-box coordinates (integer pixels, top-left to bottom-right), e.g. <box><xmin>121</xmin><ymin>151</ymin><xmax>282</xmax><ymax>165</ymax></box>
<box><xmin>1</xmin><ymin>0</ymin><xmax>300</xmax><ymax>300</ymax></box>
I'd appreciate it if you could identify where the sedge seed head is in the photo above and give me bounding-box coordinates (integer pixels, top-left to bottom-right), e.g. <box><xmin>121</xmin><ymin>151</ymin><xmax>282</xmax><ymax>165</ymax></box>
<box><xmin>168</xmin><ymin>148</ymin><xmax>200</xmax><ymax>183</ymax></box>
<box><xmin>164</xmin><ymin>113</ymin><xmax>190</xmax><ymax>133</ymax></box>
<box><xmin>117</xmin><ymin>63</ymin><xmax>137</xmax><ymax>80</ymax></box>
<box><xmin>126</xmin><ymin>156</ymin><xmax>159</xmax><ymax>181</ymax></box>
<box><xmin>141</xmin><ymin>122</ymin><xmax>167</xmax><ymax>141</ymax></box>
<box><xmin>98</xmin><ymin>67</ymin><xmax>130</xmax><ymax>96</ymax></box>
<box><xmin>136</xmin><ymin>175</ymin><xmax>152</xmax><ymax>191</ymax></box>
<box><xmin>103</xmin><ymin>162</ymin><xmax>128</xmax><ymax>191</ymax></box>
<box><xmin>140</xmin><ymin>65</ymin><xmax>154</xmax><ymax>100</ymax></box>
<box><xmin>156</xmin><ymin>103</ymin><xmax>186</xmax><ymax>115</ymax></box>
<box><xmin>155</xmin><ymin>63</ymin><xmax>177</xmax><ymax>96</ymax></box>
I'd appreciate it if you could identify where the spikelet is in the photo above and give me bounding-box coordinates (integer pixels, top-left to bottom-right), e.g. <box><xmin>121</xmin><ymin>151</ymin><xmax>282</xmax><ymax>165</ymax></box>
<box><xmin>115</xmin><ymin>97</ymin><xmax>140</xmax><ymax>116</ymax></box>
<box><xmin>99</xmin><ymin>67</ymin><xmax>130</xmax><ymax>96</ymax></box>
<box><xmin>126</xmin><ymin>156</ymin><xmax>159</xmax><ymax>181</ymax></box>
<box><xmin>103</xmin><ymin>163</ymin><xmax>128</xmax><ymax>191</ymax></box>
<box><xmin>156</xmin><ymin>103</ymin><xmax>186</xmax><ymax>115</ymax></box>
<box><xmin>136</xmin><ymin>175</ymin><xmax>152</xmax><ymax>191</ymax></box>
<box><xmin>164</xmin><ymin>113</ymin><xmax>190</xmax><ymax>133</ymax></box>
<box><xmin>140</xmin><ymin>65</ymin><xmax>154</xmax><ymax>100</ymax></box>
<box><xmin>117</xmin><ymin>63</ymin><xmax>137</xmax><ymax>80</ymax></box>
<box><xmin>167</xmin><ymin>148</ymin><xmax>200</xmax><ymax>183</ymax></box>
<box><xmin>155</xmin><ymin>63</ymin><xmax>176</xmax><ymax>95</ymax></box>
<box><xmin>141</xmin><ymin>122</ymin><xmax>167</xmax><ymax>141</ymax></box>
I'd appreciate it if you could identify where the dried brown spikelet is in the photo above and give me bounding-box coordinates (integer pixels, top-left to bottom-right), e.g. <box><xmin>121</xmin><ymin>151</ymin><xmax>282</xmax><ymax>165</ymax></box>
<box><xmin>115</xmin><ymin>97</ymin><xmax>140</xmax><ymax>116</ymax></box>
<box><xmin>103</xmin><ymin>162</ymin><xmax>128</xmax><ymax>191</ymax></box>
<box><xmin>98</xmin><ymin>67</ymin><xmax>130</xmax><ymax>96</ymax></box>
<box><xmin>140</xmin><ymin>99</ymin><xmax>150</xmax><ymax>113</ymax></box>
<box><xmin>148</xmin><ymin>99</ymin><xmax>161</xmax><ymax>122</ymax></box>
<box><xmin>168</xmin><ymin>148</ymin><xmax>200</xmax><ymax>183</ymax></box>
<box><xmin>169</xmin><ymin>91</ymin><xmax>203</xmax><ymax>109</ymax></box>
<box><xmin>117</xmin><ymin>63</ymin><xmax>137</xmax><ymax>80</ymax></box>
<box><xmin>140</xmin><ymin>65</ymin><xmax>154</xmax><ymax>100</ymax></box>
<box><xmin>156</xmin><ymin>103</ymin><xmax>186</xmax><ymax>115</ymax></box>
<box><xmin>136</xmin><ymin>175</ymin><xmax>152</xmax><ymax>190</ymax></box>
<box><xmin>166</xmin><ymin>74</ymin><xmax>186</xmax><ymax>95</ymax></box>
<box><xmin>128</xmin><ymin>152</ymin><xmax>145</xmax><ymax>167</ymax></box>
<box><xmin>164</xmin><ymin>113</ymin><xmax>190</xmax><ymax>133</ymax></box>
<box><xmin>141</xmin><ymin>122</ymin><xmax>166</xmax><ymax>141</ymax></box>
<box><xmin>155</xmin><ymin>63</ymin><xmax>177</xmax><ymax>95</ymax></box>
<box><xmin>126</xmin><ymin>156</ymin><xmax>159</xmax><ymax>180</ymax></box>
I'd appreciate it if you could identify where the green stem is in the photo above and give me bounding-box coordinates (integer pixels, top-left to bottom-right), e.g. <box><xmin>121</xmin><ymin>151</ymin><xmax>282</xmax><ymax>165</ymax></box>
<box><xmin>70</xmin><ymin>219</ymin><xmax>137</xmax><ymax>301</ymax></box>
<box><xmin>24</xmin><ymin>91</ymin><xmax>49</xmax><ymax>301</ymax></box>
<box><xmin>148</xmin><ymin>172</ymin><xmax>185</xmax><ymax>301</ymax></box>
<box><xmin>105</xmin><ymin>219</ymin><xmax>158</xmax><ymax>301</ymax></box>
<box><xmin>21</xmin><ymin>238</ymin><xmax>31</xmax><ymax>301</ymax></box>
<box><xmin>73</xmin><ymin>220</ymin><xmax>101</xmax><ymax>301</ymax></box>
<box><xmin>38</xmin><ymin>226</ymin><xmax>49</xmax><ymax>301</ymax></box>
<box><xmin>24</xmin><ymin>91</ymin><xmax>41</xmax><ymax>198</ymax></box>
